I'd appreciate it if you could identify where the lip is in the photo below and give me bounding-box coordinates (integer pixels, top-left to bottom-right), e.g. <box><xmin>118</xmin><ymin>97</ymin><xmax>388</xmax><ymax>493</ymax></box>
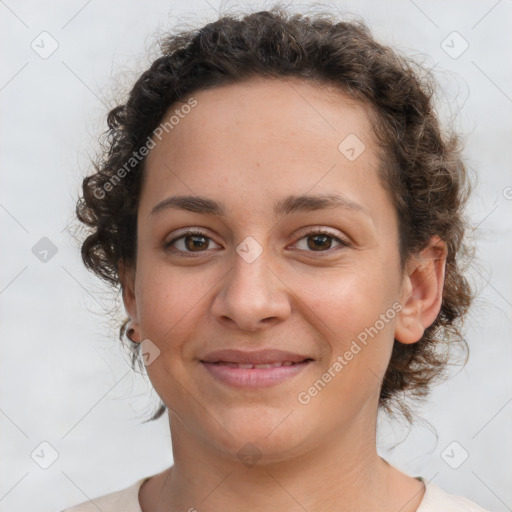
<box><xmin>200</xmin><ymin>360</ymin><xmax>313</xmax><ymax>388</ymax></box>
<box><xmin>199</xmin><ymin>348</ymin><xmax>312</xmax><ymax>365</ymax></box>
<box><xmin>199</xmin><ymin>349</ymin><xmax>314</xmax><ymax>389</ymax></box>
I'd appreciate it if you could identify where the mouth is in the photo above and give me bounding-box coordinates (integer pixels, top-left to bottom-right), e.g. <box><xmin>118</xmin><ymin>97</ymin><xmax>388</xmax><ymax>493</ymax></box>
<box><xmin>199</xmin><ymin>348</ymin><xmax>314</xmax><ymax>365</ymax></box>
<box><xmin>203</xmin><ymin>359</ymin><xmax>313</xmax><ymax>369</ymax></box>
<box><xmin>198</xmin><ymin>350</ymin><xmax>314</xmax><ymax>388</ymax></box>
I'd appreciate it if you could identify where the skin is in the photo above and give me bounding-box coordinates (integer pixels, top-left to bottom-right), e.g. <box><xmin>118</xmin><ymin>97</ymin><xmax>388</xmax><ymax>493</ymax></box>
<box><xmin>119</xmin><ymin>77</ymin><xmax>447</xmax><ymax>512</ymax></box>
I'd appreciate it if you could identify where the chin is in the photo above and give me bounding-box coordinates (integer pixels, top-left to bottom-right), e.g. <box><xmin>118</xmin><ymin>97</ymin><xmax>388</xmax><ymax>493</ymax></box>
<box><xmin>201</xmin><ymin>412</ymin><xmax>315</xmax><ymax>464</ymax></box>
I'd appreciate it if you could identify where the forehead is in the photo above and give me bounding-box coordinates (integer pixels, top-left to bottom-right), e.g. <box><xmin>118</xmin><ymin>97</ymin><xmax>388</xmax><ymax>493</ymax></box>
<box><xmin>141</xmin><ymin>77</ymin><xmax>386</xmax><ymax>220</ymax></box>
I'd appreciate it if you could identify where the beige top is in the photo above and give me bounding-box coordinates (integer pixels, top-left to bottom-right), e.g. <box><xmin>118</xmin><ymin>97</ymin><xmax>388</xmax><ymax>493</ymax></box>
<box><xmin>61</xmin><ymin>475</ymin><xmax>491</xmax><ymax>512</ymax></box>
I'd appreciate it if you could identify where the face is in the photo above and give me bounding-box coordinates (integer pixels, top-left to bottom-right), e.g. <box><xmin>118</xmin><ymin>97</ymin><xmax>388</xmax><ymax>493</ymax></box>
<box><xmin>122</xmin><ymin>77</ymin><xmax>416</xmax><ymax>462</ymax></box>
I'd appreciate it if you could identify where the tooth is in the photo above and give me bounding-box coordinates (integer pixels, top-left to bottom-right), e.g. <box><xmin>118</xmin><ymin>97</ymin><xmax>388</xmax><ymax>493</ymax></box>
<box><xmin>222</xmin><ymin>362</ymin><xmax>241</xmax><ymax>368</ymax></box>
<box><xmin>216</xmin><ymin>361</ymin><xmax>300</xmax><ymax>369</ymax></box>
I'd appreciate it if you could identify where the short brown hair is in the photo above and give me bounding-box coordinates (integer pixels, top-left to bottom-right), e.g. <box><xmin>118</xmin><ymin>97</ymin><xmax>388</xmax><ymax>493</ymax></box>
<box><xmin>76</xmin><ymin>4</ymin><xmax>473</xmax><ymax>423</ymax></box>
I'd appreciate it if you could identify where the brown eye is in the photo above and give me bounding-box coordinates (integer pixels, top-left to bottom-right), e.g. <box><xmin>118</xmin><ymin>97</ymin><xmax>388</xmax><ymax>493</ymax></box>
<box><xmin>183</xmin><ymin>234</ymin><xmax>209</xmax><ymax>251</ymax></box>
<box><xmin>294</xmin><ymin>229</ymin><xmax>348</xmax><ymax>253</ymax></box>
<box><xmin>165</xmin><ymin>230</ymin><xmax>220</xmax><ymax>255</ymax></box>
<box><xmin>307</xmin><ymin>234</ymin><xmax>334</xmax><ymax>251</ymax></box>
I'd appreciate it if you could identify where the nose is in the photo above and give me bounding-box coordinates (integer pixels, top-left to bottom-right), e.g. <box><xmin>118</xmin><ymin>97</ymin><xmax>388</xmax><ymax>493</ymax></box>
<box><xmin>210</xmin><ymin>246</ymin><xmax>292</xmax><ymax>332</ymax></box>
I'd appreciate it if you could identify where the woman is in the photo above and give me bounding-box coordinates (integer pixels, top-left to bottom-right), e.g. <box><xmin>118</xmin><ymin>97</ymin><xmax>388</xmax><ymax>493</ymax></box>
<box><xmin>64</xmin><ymin>5</ymin><xmax>489</xmax><ymax>511</ymax></box>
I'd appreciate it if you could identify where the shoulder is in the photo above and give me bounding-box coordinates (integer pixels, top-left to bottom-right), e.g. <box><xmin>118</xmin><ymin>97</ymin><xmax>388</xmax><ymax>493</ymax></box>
<box><xmin>60</xmin><ymin>476</ymin><xmax>151</xmax><ymax>512</ymax></box>
<box><xmin>417</xmin><ymin>480</ymin><xmax>492</xmax><ymax>512</ymax></box>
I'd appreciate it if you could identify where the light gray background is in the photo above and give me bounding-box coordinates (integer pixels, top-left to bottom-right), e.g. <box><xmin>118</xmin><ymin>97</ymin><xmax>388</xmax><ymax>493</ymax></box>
<box><xmin>1</xmin><ymin>1</ymin><xmax>511</xmax><ymax>511</ymax></box>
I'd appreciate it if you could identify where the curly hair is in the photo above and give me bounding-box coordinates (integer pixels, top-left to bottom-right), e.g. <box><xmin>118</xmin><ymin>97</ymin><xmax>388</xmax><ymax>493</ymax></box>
<box><xmin>76</xmin><ymin>4</ymin><xmax>472</xmax><ymax>423</ymax></box>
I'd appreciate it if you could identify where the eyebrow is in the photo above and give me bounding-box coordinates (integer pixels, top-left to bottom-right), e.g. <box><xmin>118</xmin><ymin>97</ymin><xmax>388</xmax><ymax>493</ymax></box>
<box><xmin>150</xmin><ymin>193</ymin><xmax>371</xmax><ymax>219</ymax></box>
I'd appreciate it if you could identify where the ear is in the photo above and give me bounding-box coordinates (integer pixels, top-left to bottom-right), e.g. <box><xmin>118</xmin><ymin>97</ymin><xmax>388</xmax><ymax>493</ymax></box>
<box><xmin>395</xmin><ymin>236</ymin><xmax>447</xmax><ymax>344</ymax></box>
<box><xmin>118</xmin><ymin>259</ymin><xmax>138</xmax><ymax>325</ymax></box>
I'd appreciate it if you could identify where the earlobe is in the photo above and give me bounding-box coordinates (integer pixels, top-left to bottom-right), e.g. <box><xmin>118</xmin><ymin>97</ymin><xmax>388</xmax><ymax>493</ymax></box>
<box><xmin>395</xmin><ymin>236</ymin><xmax>447</xmax><ymax>344</ymax></box>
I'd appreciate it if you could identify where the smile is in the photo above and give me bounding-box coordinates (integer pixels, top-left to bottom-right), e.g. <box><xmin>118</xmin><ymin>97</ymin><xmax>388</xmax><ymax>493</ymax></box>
<box><xmin>210</xmin><ymin>360</ymin><xmax>299</xmax><ymax>368</ymax></box>
<box><xmin>200</xmin><ymin>359</ymin><xmax>313</xmax><ymax>388</ymax></box>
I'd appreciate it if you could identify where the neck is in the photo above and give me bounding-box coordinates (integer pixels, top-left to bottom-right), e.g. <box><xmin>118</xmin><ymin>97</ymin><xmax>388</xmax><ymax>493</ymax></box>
<box><xmin>140</xmin><ymin>406</ymin><xmax>425</xmax><ymax>512</ymax></box>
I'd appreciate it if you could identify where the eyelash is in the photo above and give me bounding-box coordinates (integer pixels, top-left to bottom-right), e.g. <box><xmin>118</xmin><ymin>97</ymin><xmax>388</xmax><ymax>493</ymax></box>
<box><xmin>164</xmin><ymin>228</ymin><xmax>349</xmax><ymax>257</ymax></box>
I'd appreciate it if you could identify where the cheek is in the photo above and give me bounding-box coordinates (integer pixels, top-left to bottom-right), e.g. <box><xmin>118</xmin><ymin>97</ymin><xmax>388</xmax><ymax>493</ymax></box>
<box><xmin>302</xmin><ymin>265</ymin><xmax>392</xmax><ymax>334</ymax></box>
<box><xmin>294</xmin><ymin>262</ymin><xmax>397</xmax><ymax>375</ymax></box>
<box><xmin>134</xmin><ymin>267</ymin><xmax>208</xmax><ymax>405</ymax></box>
<box><xmin>293</xmin><ymin>275</ymin><xmax>396</xmax><ymax>420</ymax></box>
<box><xmin>136</xmin><ymin>266</ymin><xmax>207</xmax><ymax>347</ymax></box>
